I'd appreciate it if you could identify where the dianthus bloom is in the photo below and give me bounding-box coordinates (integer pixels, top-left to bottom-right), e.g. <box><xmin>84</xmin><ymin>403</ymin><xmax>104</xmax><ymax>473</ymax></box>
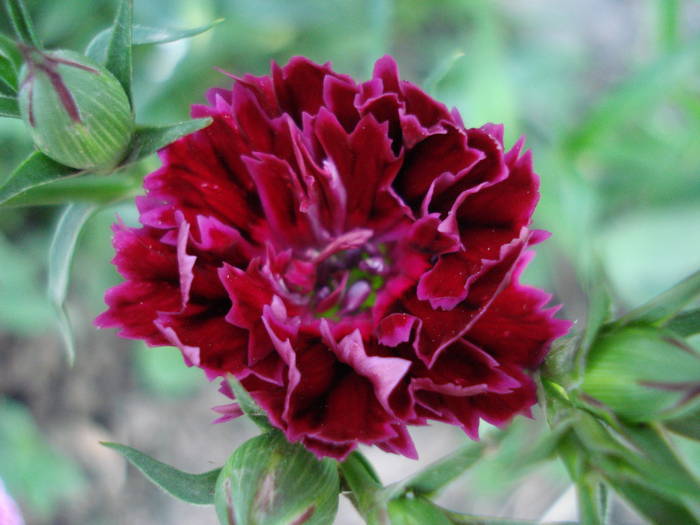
<box><xmin>97</xmin><ymin>56</ymin><xmax>570</xmax><ymax>460</ymax></box>
<box><xmin>0</xmin><ymin>479</ymin><xmax>24</xmax><ymax>525</ymax></box>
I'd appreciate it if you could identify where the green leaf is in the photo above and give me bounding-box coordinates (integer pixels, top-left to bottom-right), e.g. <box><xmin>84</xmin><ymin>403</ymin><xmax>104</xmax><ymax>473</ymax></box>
<box><xmin>0</xmin><ymin>33</ymin><xmax>22</xmax><ymax>71</ymax></box>
<box><xmin>226</xmin><ymin>376</ymin><xmax>272</xmax><ymax>430</ymax></box>
<box><xmin>444</xmin><ymin>508</ymin><xmax>577</xmax><ymax>525</ymax></box>
<box><xmin>85</xmin><ymin>20</ymin><xmax>223</xmax><ymax>64</ymax></box>
<box><xmin>656</xmin><ymin>0</ymin><xmax>680</xmax><ymax>53</ymax></box>
<box><xmin>423</xmin><ymin>50</ymin><xmax>465</xmax><ymax>95</ymax></box>
<box><xmin>620</xmin><ymin>422</ymin><xmax>696</xmax><ymax>473</ymax></box>
<box><xmin>0</xmin><ymin>399</ymin><xmax>85</xmax><ymax>517</ymax></box>
<box><xmin>391</xmin><ymin>441</ymin><xmax>487</xmax><ymax>498</ymax></box>
<box><xmin>4</xmin><ymin>0</ymin><xmax>40</xmax><ymax>47</ymax></box>
<box><xmin>578</xmin><ymin>257</ymin><xmax>614</xmax><ymax>367</ymax></box>
<box><xmin>562</xmin><ymin>35</ymin><xmax>700</xmax><ymax>159</ymax></box>
<box><xmin>0</xmin><ymin>171</ymin><xmax>141</xmax><ymax>207</ymax></box>
<box><xmin>0</xmin><ymin>57</ymin><xmax>17</xmax><ymax>94</ymax></box>
<box><xmin>665</xmin><ymin>408</ymin><xmax>700</xmax><ymax>441</ymax></box>
<box><xmin>0</xmin><ymin>151</ymin><xmax>81</xmax><ymax>207</ymax></box>
<box><xmin>125</xmin><ymin>118</ymin><xmax>212</xmax><ymax>163</ymax></box>
<box><xmin>388</xmin><ymin>497</ymin><xmax>453</xmax><ymax>525</ymax></box>
<box><xmin>667</xmin><ymin>308</ymin><xmax>700</xmax><ymax>337</ymax></box>
<box><xmin>611</xmin><ymin>479</ymin><xmax>698</xmax><ymax>525</ymax></box>
<box><xmin>101</xmin><ymin>442</ymin><xmax>220</xmax><ymax>505</ymax></box>
<box><xmin>215</xmin><ymin>431</ymin><xmax>339</xmax><ymax>525</ymax></box>
<box><xmin>339</xmin><ymin>451</ymin><xmax>387</xmax><ymax>525</ymax></box>
<box><xmin>48</xmin><ymin>203</ymin><xmax>97</xmax><ymax>365</ymax></box>
<box><xmin>510</xmin><ymin>419</ymin><xmax>575</xmax><ymax>470</ymax></box>
<box><xmin>105</xmin><ymin>0</ymin><xmax>133</xmax><ymax>104</ymax></box>
<box><xmin>0</xmin><ymin>94</ymin><xmax>18</xmax><ymax>118</ymax></box>
<box><xmin>576</xmin><ymin>477</ymin><xmax>609</xmax><ymax>525</ymax></box>
<box><xmin>615</xmin><ymin>268</ymin><xmax>700</xmax><ymax>327</ymax></box>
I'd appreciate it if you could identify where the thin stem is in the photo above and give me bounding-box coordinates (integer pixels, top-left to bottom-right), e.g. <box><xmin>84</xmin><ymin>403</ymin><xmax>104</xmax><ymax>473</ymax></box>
<box><xmin>339</xmin><ymin>452</ymin><xmax>388</xmax><ymax>525</ymax></box>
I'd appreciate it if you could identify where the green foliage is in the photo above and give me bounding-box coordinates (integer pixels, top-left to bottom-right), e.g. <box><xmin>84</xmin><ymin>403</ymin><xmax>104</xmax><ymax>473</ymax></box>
<box><xmin>125</xmin><ymin>118</ymin><xmax>212</xmax><ymax>163</ymax></box>
<box><xmin>48</xmin><ymin>203</ymin><xmax>97</xmax><ymax>364</ymax></box>
<box><xmin>226</xmin><ymin>376</ymin><xmax>273</xmax><ymax>431</ymax></box>
<box><xmin>390</xmin><ymin>441</ymin><xmax>487</xmax><ymax>498</ymax></box>
<box><xmin>102</xmin><ymin>441</ymin><xmax>221</xmax><ymax>505</ymax></box>
<box><xmin>132</xmin><ymin>343</ymin><xmax>202</xmax><ymax>397</ymax></box>
<box><xmin>4</xmin><ymin>0</ymin><xmax>40</xmax><ymax>47</ymax></box>
<box><xmin>104</xmin><ymin>0</ymin><xmax>133</xmax><ymax>103</ymax></box>
<box><xmin>340</xmin><ymin>452</ymin><xmax>387</xmax><ymax>525</ymax></box>
<box><xmin>0</xmin><ymin>94</ymin><xmax>18</xmax><ymax>117</ymax></box>
<box><xmin>582</xmin><ymin>326</ymin><xmax>700</xmax><ymax>422</ymax></box>
<box><xmin>86</xmin><ymin>20</ymin><xmax>223</xmax><ymax>63</ymax></box>
<box><xmin>0</xmin><ymin>399</ymin><xmax>85</xmax><ymax>518</ymax></box>
<box><xmin>1</xmin><ymin>0</ymin><xmax>700</xmax><ymax>523</ymax></box>
<box><xmin>0</xmin><ymin>229</ymin><xmax>54</xmax><ymax>334</ymax></box>
<box><xmin>615</xmin><ymin>268</ymin><xmax>700</xmax><ymax>328</ymax></box>
<box><xmin>0</xmin><ymin>151</ymin><xmax>80</xmax><ymax>207</ymax></box>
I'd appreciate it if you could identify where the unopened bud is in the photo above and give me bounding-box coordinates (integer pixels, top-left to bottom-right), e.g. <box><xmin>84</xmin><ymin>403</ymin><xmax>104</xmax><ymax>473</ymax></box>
<box><xmin>215</xmin><ymin>431</ymin><xmax>339</xmax><ymax>525</ymax></box>
<box><xmin>583</xmin><ymin>326</ymin><xmax>700</xmax><ymax>422</ymax></box>
<box><xmin>18</xmin><ymin>47</ymin><xmax>133</xmax><ymax>170</ymax></box>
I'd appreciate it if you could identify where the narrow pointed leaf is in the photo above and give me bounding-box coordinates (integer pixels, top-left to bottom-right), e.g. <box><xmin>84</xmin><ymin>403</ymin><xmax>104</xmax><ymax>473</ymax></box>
<box><xmin>656</xmin><ymin>0</ymin><xmax>680</xmax><ymax>53</ymax></box>
<box><xmin>423</xmin><ymin>50</ymin><xmax>465</xmax><ymax>94</ymax></box>
<box><xmin>226</xmin><ymin>376</ymin><xmax>272</xmax><ymax>430</ymax></box>
<box><xmin>615</xmin><ymin>268</ymin><xmax>700</xmax><ymax>327</ymax></box>
<box><xmin>611</xmin><ymin>479</ymin><xmax>698</xmax><ymax>525</ymax></box>
<box><xmin>576</xmin><ymin>477</ymin><xmax>609</xmax><ymax>525</ymax></box>
<box><xmin>0</xmin><ymin>57</ymin><xmax>17</xmax><ymax>94</ymax></box>
<box><xmin>4</xmin><ymin>0</ymin><xmax>40</xmax><ymax>47</ymax></box>
<box><xmin>510</xmin><ymin>420</ymin><xmax>575</xmax><ymax>471</ymax></box>
<box><xmin>0</xmin><ymin>94</ymin><xmax>18</xmax><ymax>118</ymax></box>
<box><xmin>48</xmin><ymin>203</ymin><xmax>98</xmax><ymax>364</ymax></box>
<box><xmin>105</xmin><ymin>0</ymin><xmax>133</xmax><ymax>103</ymax></box>
<box><xmin>394</xmin><ymin>441</ymin><xmax>487</xmax><ymax>497</ymax></box>
<box><xmin>86</xmin><ymin>20</ymin><xmax>223</xmax><ymax>64</ymax></box>
<box><xmin>126</xmin><ymin>118</ymin><xmax>212</xmax><ymax>163</ymax></box>
<box><xmin>102</xmin><ymin>442</ymin><xmax>220</xmax><ymax>505</ymax></box>
<box><xmin>444</xmin><ymin>508</ymin><xmax>577</xmax><ymax>525</ymax></box>
<box><xmin>1</xmin><ymin>171</ymin><xmax>141</xmax><ymax>207</ymax></box>
<box><xmin>665</xmin><ymin>407</ymin><xmax>700</xmax><ymax>441</ymax></box>
<box><xmin>667</xmin><ymin>308</ymin><xmax>700</xmax><ymax>337</ymax></box>
<box><xmin>620</xmin><ymin>422</ymin><xmax>696</xmax><ymax>474</ymax></box>
<box><xmin>0</xmin><ymin>151</ymin><xmax>81</xmax><ymax>207</ymax></box>
<box><xmin>388</xmin><ymin>497</ymin><xmax>453</xmax><ymax>525</ymax></box>
<box><xmin>578</xmin><ymin>258</ymin><xmax>613</xmax><ymax>363</ymax></box>
<box><xmin>0</xmin><ymin>33</ymin><xmax>22</xmax><ymax>71</ymax></box>
<box><xmin>562</xmin><ymin>35</ymin><xmax>700</xmax><ymax>159</ymax></box>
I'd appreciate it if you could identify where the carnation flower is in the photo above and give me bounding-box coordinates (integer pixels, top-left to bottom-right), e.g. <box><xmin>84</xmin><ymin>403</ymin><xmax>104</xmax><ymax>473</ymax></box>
<box><xmin>0</xmin><ymin>479</ymin><xmax>24</xmax><ymax>525</ymax></box>
<box><xmin>97</xmin><ymin>56</ymin><xmax>570</xmax><ymax>460</ymax></box>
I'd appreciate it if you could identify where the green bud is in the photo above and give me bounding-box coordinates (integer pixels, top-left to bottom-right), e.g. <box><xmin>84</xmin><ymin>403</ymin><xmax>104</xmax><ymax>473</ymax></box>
<box><xmin>388</xmin><ymin>497</ymin><xmax>453</xmax><ymax>525</ymax></box>
<box><xmin>583</xmin><ymin>326</ymin><xmax>700</xmax><ymax>422</ymax></box>
<box><xmin>18</xmin><ymin>47</ymin><xmax>133</xmax><ymax>170</ymax></box>
<box><xmin>215</xmin><ymin>431</ymin><xmax>339</xmax><ymax>525</ymax></box>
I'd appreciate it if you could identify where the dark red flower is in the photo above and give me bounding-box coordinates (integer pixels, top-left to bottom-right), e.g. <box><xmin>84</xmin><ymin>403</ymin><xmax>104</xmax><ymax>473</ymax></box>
<box><xmin>97</xmin><ymin>56</ymin><xmax>570</xmax><ymax>460</ymax></box>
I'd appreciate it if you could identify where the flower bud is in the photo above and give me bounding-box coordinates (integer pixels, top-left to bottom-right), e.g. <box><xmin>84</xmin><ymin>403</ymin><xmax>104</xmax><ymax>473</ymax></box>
<box><xmin>18</xmin><ymin>47</ymin><xmax>133</xmax><ymax>170</ymax></box>
<box><xmin>582</xmin><ymin>326</ymin><xmax>700</xmax><ymax>422</ymax></box>
<box><xmin>214</xmin><ymin>431</ymin><xmax>339</xmax><ymax>525</ymax></box>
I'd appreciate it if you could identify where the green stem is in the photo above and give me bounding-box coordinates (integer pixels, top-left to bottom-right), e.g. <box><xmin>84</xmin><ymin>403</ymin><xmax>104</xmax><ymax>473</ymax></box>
<box><xmin>657</xmin><ymin>0</ymin><xmax>680</xmax><ymax>53</ymax></box>
<box><xmin>576</xmin><ymin>476</ymin><xmax>608</xmax><ymax>525</ymax></box>
<box><xmin>339</xmin><ymin>452</ymin><xmax>388</xmax><ymax>525</ymax></box>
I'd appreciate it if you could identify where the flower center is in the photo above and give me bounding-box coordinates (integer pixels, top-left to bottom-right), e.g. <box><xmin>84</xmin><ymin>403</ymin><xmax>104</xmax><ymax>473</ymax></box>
<box><xmin>307</xmin><ymin>230</ymin><xmax>389</xmax><ymax>319</ymax></box>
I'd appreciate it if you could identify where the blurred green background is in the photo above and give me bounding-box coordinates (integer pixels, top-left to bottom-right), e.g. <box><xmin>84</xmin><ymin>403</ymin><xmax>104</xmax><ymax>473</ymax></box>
<box><xmin>1</xmin><ymin>0</ymin><xmax>699</xmax><ymax>523</ymax></box>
